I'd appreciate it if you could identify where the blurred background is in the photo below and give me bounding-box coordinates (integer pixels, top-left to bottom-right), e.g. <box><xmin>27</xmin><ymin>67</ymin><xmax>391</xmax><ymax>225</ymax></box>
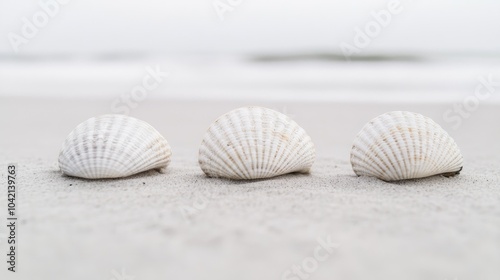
<box><xmin>1</xmin><ymin>0</ymin><xmax>500</xmax><ymax>101</ymax></box>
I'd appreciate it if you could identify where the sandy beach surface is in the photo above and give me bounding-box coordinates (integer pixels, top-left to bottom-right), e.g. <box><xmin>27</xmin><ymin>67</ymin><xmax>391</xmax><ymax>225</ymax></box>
<box><xmin>1</xmin><ymin>97</ymin><xmax>500</xmax><ymax>280</ymax></box>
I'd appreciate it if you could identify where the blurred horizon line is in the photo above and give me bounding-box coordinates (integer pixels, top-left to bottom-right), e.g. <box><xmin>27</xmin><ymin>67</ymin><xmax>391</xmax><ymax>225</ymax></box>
<box><xmin>1</xmin><ymin>51</ymin><xmax>500</xmax><ymax>63</ymax></box>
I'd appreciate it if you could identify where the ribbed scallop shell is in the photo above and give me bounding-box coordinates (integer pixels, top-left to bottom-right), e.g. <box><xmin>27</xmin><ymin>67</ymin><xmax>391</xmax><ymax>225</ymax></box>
<box><xmin>350</xmin><ymin>111</ymin><xmax>463</xmax><ymax>181</ymax></box>
<box><xmin>59</xmin><ymin>114</ymin><xmax>171</xmax><ymax>179</ymax></box>
<box><xmin>199</xmin><ymin>107</ymin><xmax>316</xmax><ymax>180</ymax></box>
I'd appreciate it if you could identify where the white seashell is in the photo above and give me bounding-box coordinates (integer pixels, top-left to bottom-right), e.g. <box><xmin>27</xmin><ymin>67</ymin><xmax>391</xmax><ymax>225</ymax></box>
<box><xmin>350</xmin><ymin>111</ymin><xmax>463</xmax><ymax>181</ymax></box>
<box><xmin>59</xmin><ymin>114</ymin><xmax>171</xmax><ymax>179</ymax></box>
<box><xmin>199</xmin><ymin>107</ymin><xmax>316</xmax><ymax>180</ymax></box>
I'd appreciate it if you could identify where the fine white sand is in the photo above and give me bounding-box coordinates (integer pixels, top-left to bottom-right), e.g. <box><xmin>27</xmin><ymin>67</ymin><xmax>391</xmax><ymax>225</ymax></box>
<box><xmin>1</xmin><ymin>98</ymin><xmax>499</xmax><ymax>280</ymax></box>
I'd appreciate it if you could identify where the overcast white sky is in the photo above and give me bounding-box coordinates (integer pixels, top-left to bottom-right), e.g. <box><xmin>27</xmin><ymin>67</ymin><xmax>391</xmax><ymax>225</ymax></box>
<box><xmin>1</xmin><ymin>0</ymin><xmax>499</xmax><ymax>55</ymax></box>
